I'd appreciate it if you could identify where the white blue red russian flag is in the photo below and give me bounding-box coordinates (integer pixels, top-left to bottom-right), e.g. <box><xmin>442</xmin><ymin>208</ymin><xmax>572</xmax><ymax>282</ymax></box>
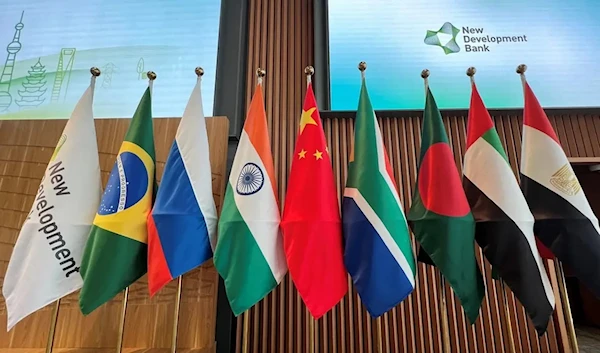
<box><xmin>147</xmin><ymin>75</ymin><xmax>217</xmax><ymax>295</ymax></box>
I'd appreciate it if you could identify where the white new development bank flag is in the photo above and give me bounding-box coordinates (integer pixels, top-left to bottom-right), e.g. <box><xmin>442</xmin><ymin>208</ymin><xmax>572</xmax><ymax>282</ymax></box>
<box><xmin>2</xmin><ymin>75</ymin><xmax>102</xmax><ymax>330</ymax></box>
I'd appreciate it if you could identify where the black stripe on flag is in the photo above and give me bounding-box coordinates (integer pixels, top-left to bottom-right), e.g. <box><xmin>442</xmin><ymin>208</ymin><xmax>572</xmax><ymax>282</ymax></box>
<box><xmin>522</xmin><ymin>174</ymin><xmax>600</xmax><ymax>299</ymax></box>
<box><xmin>465</xmin><ymin>177</ymin><xmax>554</xmax><ymax>335</ymax></box>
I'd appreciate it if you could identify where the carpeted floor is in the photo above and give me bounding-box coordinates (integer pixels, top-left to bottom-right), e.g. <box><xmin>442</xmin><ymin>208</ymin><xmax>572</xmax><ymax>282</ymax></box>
<box><xmin>577</xmin><ymin>326</ymin><xmax>600</xmax><ymax>353</ymax></box>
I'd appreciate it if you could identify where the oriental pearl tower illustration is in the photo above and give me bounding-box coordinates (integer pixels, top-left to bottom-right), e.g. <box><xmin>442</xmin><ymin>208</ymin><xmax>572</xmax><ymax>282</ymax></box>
<box><xmin>0</xmin><ymin>11</ymin><xmax>24</xmax><ymax>112</ymax></box>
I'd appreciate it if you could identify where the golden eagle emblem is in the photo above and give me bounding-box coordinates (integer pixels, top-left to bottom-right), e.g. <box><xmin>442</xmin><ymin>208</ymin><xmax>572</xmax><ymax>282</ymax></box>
<box><xmin>550</xmin><ymin>164</ymin><xmax>581</xmax><ymax>196</ymax></box>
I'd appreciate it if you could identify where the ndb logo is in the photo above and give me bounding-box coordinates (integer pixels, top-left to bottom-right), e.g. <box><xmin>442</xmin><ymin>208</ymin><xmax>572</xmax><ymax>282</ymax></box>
<box><xmin>425</xmin><ymin>22</ymin><xmax>528</xmax><ymax>54</ymax></box>
<box><xmin>424</xmin><ymin>22</ymin><xmax>461</xmax><ymax>55</ymax></box>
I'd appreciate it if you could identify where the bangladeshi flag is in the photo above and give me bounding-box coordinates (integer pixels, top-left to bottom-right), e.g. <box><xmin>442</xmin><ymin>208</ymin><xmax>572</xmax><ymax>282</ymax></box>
<box><xmin>281</xmin><ymin>82</ymin><xmax>348</xmax><ymax>318</ymax></box>
<box><xmin>407</xmin><ymin>86</ymin><xmax>484</xmax><ymax>324</ymax></box>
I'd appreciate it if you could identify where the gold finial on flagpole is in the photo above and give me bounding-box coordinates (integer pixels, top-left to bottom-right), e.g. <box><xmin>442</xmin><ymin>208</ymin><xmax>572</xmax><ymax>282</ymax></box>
<box><xmin>256</xmin><ymin>68</ymin><xmax>266</xmax><ymax>84</ymax></box>
<box><xmin>90</xmin><ymin>67</ymin><xmax>101</xmax><ymax>77</ymax></box>
<box><xmin>467</xmin><ymin>67</ymin><xmax>476</xmax><ymax>84</ymax></box>
<box><xmin>516</xmin><ymin>64</ymin><xmax>527</xmax><ymax>85</ymax></box>
<box><xmin>358</xmin><ymin>62</ymin><xmax>367</xmax><ymax>79</ymax></box>
<box><xmin>421</xmin><ymin>69</ymin><xmax>430</xmax><ymax>93</ymax></box>
<box><xmin>305</xmin><ymin>65</ymin><xmax>314</xmax><ymax>84</ymax></box>
<box><xmin>195</xmin><ymin>67</ymin><xmax>204</xmax><ymax>77</ymax></box>
<box><xmin>147</xmin><ymin>71</ymin><xmax>157</xmax><ymax>80</ymax></box>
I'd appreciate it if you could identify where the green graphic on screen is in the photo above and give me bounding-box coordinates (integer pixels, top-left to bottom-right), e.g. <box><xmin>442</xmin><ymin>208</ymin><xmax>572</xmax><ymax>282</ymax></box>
<box><xmin>328</xmin><ymin>0</ymin><xmax>600</xmax><ymax>110</ymax></box>
<box><xmin>424</xmin><ymin>22</ymin><xmax>461</xmax><ymax>55</ymax></box>
<box><xmin>0</xmin><ymin>1</ymin><xmax>220</xmax><ymax>119</ymax></box>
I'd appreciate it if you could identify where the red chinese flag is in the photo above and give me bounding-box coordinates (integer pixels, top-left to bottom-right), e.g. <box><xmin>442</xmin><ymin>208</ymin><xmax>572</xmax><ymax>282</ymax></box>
<box><xmin>281</xmin><ymin>82</ymin><xmax>348</xmax><ymax>318</ymax></box>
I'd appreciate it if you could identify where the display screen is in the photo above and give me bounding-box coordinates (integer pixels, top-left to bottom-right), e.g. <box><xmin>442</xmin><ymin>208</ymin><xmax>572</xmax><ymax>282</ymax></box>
<box><xmin>0</xmin><ymin>0</ymin><xmax>220</xmax><ymax>119</ymax></box>
<box><xmin>329</xmin><ymin>0</ymin><xmax>600</xmax><ymax>110</ymax></box>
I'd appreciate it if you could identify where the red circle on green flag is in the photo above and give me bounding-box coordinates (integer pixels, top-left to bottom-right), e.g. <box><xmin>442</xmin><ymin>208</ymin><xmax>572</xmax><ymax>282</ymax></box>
<box><xmin>418</xmin><ymin>142</ymin><xmax>470</xmax><ymax>217</ymax></box>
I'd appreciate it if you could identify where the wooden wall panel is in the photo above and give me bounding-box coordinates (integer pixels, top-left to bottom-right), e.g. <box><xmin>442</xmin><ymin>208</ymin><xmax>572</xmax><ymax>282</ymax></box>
<box><xmin>0</xmin><ymin>116</ymin><xmax>228</xmax><ymax>353</ymax></box>
<box><xmin>240</xmin><ymin>1</ymin><xmax>600</xmax><ymax>352</ymax></box>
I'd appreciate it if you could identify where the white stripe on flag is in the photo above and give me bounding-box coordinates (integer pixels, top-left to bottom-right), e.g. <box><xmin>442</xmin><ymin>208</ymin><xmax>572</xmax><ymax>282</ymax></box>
<box><xmin>372</xmin><ymin>112</ymin><xmax>402</xmax><ymax>208</ymax></box>
<box><xmin>176</xmin><ymin>79</ymin><xmax>218</xmax><ymax>249</ymax></box>
<box><xmin>465</xmin><ymin>137</ymin><xmax>554</xmax><ymax>306</ymax></box>
<box><xmin>522</xmin><ymin>126</ymin><xmax>600</xmax><ymax>234</ymax></box>
<box><xmin>228</xmin><ymin>130</ymin><xmax>287</xmax><ymax>283</ymax></box>
<box><xmin>344</xmin><ymin>187</ymin><xmax>415</xmax><ymax>287</ymax></box>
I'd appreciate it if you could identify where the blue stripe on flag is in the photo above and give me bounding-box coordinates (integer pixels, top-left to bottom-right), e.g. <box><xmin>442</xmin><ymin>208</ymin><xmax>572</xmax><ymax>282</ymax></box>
<box><xmin>342</xmin><ymin>196</ymin><xmax>414</xmax><ymax>317</ymax></box>
<box><xmin>152</xmin><ymin>141</ymin><xmax>212</xmax><ymax>277</ymax></box>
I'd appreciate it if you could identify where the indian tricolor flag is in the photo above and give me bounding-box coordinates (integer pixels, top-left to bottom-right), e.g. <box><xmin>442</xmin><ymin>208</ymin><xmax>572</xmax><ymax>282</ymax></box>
<box><xmin>214</xmin><ymin>82</ymin><xmax>287</xmax><ymax>315</ymax></box>
<box><xmin>463</xmin><ymin>78</ymin><xmax>554</xmax><ymax>334</ymax></box>
<box><xmin>520</xmin><ymin>72</ymin><xmax>600</xmax><ymax>299</ymax></box>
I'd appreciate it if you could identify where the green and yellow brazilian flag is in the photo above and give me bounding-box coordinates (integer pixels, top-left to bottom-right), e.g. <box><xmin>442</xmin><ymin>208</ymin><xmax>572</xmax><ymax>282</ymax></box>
<box><xmin>79</xmin><ymin>88</ymin><xmax>155</xmax><ymax>315</ymax></box>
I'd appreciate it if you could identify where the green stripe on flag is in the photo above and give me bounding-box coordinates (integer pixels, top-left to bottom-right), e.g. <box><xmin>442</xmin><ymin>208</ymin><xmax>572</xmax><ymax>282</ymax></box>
<box><xmin>214</xmin><ymin>185</ymin><xmax>278</xmax><ymax>316</ymax></box>
<box><xmin>79</xmin><ymin>227</ymin><xmax>147</xmax><ymax>315</ymax></box>
<box><xmin>124</xmin><ymin>88</ymin><xmax>155</xmax><ymax>160</ymax></box>
<box><xmin>481</xmin><ymin>128</ymin><xmax>508</xmax><ymax>163</ymax></box>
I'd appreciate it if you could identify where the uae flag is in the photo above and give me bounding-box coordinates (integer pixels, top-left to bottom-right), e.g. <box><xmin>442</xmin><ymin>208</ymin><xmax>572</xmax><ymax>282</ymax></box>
<box><xmin>463</xmin><ymin>80</ymin><xmax>554</xmax><ymax>334</ymax></box>
<box><xmin>520</xmin><ymin>76</ymin><xmax>600</xmax><ymax>298</ymax></box>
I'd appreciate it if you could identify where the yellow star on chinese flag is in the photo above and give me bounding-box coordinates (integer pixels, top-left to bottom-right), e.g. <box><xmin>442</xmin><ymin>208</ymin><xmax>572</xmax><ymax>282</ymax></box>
<box><xmin>298</xmin><ymin>149</ymin><xmax>307</xmax><ymax>159</ymax></box>
<box><xmin>299</xmin><ymin>107</ymin><xmax>317</xmax><ymax>134</ymax></box>
<box><xmin>313</xmin><ymin>149</ymin><xmax>323</xmax><ymax>160</ymax></box>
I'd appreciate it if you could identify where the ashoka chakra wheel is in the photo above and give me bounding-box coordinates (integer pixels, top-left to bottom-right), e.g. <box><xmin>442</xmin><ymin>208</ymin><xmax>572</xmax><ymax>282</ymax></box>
<box><xmin>236</xmin><ymin>162</ymin><xmax>265</xmax><ymax>195</ymax></box>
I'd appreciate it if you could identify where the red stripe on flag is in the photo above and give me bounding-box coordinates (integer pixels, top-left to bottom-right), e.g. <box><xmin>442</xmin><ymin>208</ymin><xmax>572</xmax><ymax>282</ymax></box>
<box><xmin>466</xmin><ymin>82</ymin><xmax>494</xmax><ymax>149</ymax></box>
<box><xmin>383</xmin><ymin>148</ymin><xmax>398</xmax><ymax>190</ymax></box>
<box><xmin>147</xmin><ymin>213</ymin><xmax>173</xmax><ymax>296</ymax></box>
<box><xmin>523</xmin><ymin>82</ymin><xmax>560</xmax><ymax>144</ymax></box>
<box><xmin>418</xmin><ymin>143</ymin><xmax>471</xmax><ymax>217</ymax></box>
<box><xmin>535</xmin><ymin>236</ymin><xmax>555</xmax><ymax>260</ymax></box>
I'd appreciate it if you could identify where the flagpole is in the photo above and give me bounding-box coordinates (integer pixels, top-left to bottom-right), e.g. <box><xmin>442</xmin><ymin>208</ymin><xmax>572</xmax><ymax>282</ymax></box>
<box><xmin>420</xmin><ymin>68</ymin><xmax>451</xmax><ymax>352</ymax></box>
<box><xmin>304</xmin><ymin>64</ymin><xmax>317</xmax><ymax>353</ymax></box>
<box><xmin>438</xmin><ymin>275</ymin><xmax>452</xmax><ymax>353</ymax></box>
<box><xmin>171</xmin><ymin>276</ymin><xmax>183</xmax><ymax>353</ymax></box>
<box><xmin>116</xmin><ymin>287</ymin><xmax>129</xmax><ymax>353</ymax></box>
<box><xmin>466</xmin><ymin>66</ymin><xmax>517</xmax><ymax>353</ymax></box>
<box><xmin>516</xmin><ymin>64</ymin><xmax>579</xmax><ymax>353</ymax></box>
<box><xmin>558</xmin><ymin>263</ymin><xmax>579</xmax><ymax>353</ymax></box>
<box><xmin>45</xmin><ymin>299</ymin><xmax>60</xmax><ymax>353</ymax></box>
<box><xmin>499</xmin><ymin>280</ymin><xmax>518</xmax><ymax>353</ymax></box>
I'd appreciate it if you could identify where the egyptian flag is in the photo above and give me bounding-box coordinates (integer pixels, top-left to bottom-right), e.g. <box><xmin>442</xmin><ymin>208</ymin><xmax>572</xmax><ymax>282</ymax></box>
<box><xmin>463</xmin><ymin>80</ymin><xmax>554</xmax><ymax>334</ymax></box>
<box><xmin>520</xmin><ymin>75</ymin><xmax>600</xmax><ymax>298</ymax></box>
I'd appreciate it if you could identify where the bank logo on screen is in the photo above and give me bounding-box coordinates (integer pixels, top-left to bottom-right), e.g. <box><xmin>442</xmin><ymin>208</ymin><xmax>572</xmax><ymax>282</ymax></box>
<box><xmin>425</xmin><ymin>22</ymin><xmax>529</xmax><ymax>54</ymax></box>
<box><xmin>424</xmin><ymin>22</ymin><xmax>460</xmax><ymax>55</ymax></box>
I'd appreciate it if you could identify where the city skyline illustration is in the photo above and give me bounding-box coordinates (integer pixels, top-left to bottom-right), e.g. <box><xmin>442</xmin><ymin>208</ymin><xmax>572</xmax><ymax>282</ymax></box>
<box><xmin>0</xmin><ymin>1</ymin><xmax>220</xmax><ymax>119</ymax></box>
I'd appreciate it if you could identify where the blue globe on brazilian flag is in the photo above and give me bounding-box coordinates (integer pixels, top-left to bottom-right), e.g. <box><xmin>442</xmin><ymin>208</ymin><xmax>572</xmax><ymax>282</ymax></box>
<box><xmin>79</xmin><ymin>88</ymin><xmax>156</xmax><ymax>315</ymax></box>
